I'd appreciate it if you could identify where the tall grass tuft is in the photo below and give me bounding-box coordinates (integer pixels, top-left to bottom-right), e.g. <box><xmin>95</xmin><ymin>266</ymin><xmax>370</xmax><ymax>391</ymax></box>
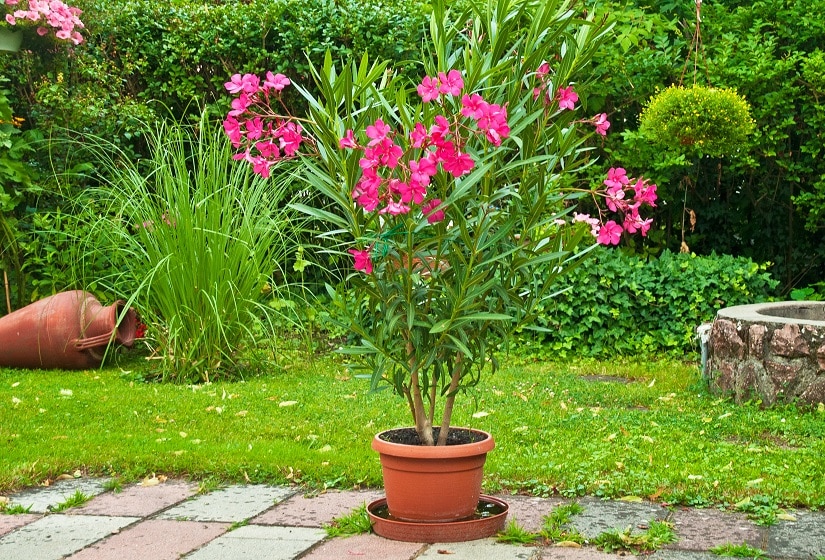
<box><xmin>72</xmin><ymin>113</ymin><xmax>304</xmax><ymax>382</ymax></box>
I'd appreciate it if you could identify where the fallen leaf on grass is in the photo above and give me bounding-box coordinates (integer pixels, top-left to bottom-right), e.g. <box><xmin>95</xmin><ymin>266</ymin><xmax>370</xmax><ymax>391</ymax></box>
<box><xmin>472</xmin><ymin>411</ymin><xmax>489</xmax><ymax>418</ymax></box>
<box><xmin>555</xmin><ymin>541</ymin><xmax>582</xmax><ymax>548</ymax></box>
<box><xmin>618</xmin><ymin>495</ymin><xmax>643</xmax><ymax>502</ymax></box>
<box><xmin>777</xmin><ymin>513</ymin><xmax>797</xmax><ymax>522</ymax></box>
<box><xmin>141</xmin><ymin>474</ymin><xmax>167</xmax><ymax>487</ymax></box>
<box><xmin>279</xmin><ymin>401</ymin><xmax>298</xmax><ymax>407</ymax></box>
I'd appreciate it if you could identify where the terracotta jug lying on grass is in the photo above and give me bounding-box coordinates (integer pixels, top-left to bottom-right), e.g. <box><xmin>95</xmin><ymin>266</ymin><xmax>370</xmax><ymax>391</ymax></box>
<box><xmin>0</xmin><ymin>290</ymin><xmax>136</xmax><ymax>370</ymax></box>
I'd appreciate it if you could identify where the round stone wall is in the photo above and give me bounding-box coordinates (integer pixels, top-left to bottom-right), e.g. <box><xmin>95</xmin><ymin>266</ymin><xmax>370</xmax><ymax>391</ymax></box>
<box><xmin>707</xmin><ymin>302</ymin><xmax>825</xmax><ymax>407</ymax></box>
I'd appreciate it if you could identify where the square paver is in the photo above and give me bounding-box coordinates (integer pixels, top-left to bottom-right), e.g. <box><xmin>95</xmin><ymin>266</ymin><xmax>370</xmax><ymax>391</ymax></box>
<box><xmin>67</xmin><ymin>519</ymin><xmax>229</xmax><ymax>560</ymax></box>
<box><xmin>7</xmin><ymin>479</ymin><xmax>111</xmax><ymax>514</ymax></box>
<box><xmin>766</xmin><ymin>510</ymin><xmax>825</xmax><ymax>558</ymax></box>
<box><xmin>539</xmin><ymin>545</ymin><xmax>623</xmax><ymax>559</ymax></box>
<box><xmin>501</xmin><ymin>494</ymin><xmax>565</xmax><ymax>533</ymax></box>
<box><xmin>253</xmin><ymin>489</ymin><xmax>383</xmax><ymax>527</ymax></box>
<box><xmin>568</xmin><ymin>497</ymin><xmax>668</xmax><ymax>539</ymax></box>
<box><xmin>649</xmin><ymin>551</ymin><xmax>722</xmax><ymax>560</ymax></box>
<box><xmin>73</xmin><ymin>480</ymin><xmax>198</xmax><ymax>517</ymax></box>
<box><xmin>0</xmin><ymin>514</ymin><xmax>137</xmax><ymax>560</ymax></box>
<box><xmin>666</xmin><ymin>507</ymin><xmax>763</xmax><ymax>551</ymax></box>
<box><xmin>0</xmin><ymin>513</ymin><xmax>39</xmax><ymax>537</ymax></box>
<box><xmin>183</xmin><ymin>525</ymin><xmax>326</xmax><ymax>560</ymax></box>
<box><xmin>302</xmin><ymin>533</ymin><xmax>424</xmax><ymax>560</ymax></box>
<box><xmin>416</xmin><ymin>538</ymin><xmax>535</xmax><ymax>559</ymax></box>
<box><xmin>158</xmin><ymin>485</ymin><xmax>295</xmax><ymax>522</ymax></box>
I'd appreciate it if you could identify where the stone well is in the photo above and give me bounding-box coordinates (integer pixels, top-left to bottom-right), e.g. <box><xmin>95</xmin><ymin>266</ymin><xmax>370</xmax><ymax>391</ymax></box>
<box><xmin>707</xmin><ymin>301</ymin><xmax>825</xmax><ymax>406</ymax></box>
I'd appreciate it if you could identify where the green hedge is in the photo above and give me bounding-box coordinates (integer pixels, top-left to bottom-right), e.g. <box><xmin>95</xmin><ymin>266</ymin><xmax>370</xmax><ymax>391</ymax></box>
<box><xmin>516</xmin><ymin>249</ymin><xmax>778</xmax><ymax>359</ymax></box>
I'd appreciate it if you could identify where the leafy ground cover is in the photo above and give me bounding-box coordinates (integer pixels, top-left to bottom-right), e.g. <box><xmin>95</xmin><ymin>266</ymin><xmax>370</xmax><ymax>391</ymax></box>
<box><xmin>1</xmin><ymin>351</ymin><xmax>823</xmax><ymax>511</ymax></box>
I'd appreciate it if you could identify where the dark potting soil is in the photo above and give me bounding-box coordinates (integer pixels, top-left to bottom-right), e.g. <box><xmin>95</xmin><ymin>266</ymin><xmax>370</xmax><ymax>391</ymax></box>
<box><xmin>379</xmin><ymin>427</ymin><xmax>488</xmax><ymax>446</ymax></box>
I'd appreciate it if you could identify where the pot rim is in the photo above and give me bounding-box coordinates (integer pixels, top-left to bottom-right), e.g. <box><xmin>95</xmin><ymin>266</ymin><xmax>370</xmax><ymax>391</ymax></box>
<box><xmin>372</xmin><ymin>427</ymin><xmax>494</xmax><ymax>459</ymax></box>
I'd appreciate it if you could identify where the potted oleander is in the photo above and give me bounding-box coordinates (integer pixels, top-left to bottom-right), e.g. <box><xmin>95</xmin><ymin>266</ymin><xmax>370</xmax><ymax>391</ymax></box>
<box><xmin>224</xmin><ymin>0</ymin><xmax>657</xmax><ymax>541</ymax></box>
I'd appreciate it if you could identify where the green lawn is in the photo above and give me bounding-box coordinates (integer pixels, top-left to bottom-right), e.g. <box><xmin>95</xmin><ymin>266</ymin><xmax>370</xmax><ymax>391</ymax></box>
<box><xmin>2</xmin><ymin>350</ymin><xmax>824</xmax><ymax>512</ymax></box>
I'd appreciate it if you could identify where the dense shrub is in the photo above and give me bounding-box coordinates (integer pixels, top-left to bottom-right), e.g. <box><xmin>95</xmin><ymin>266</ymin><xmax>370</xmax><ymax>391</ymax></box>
<box><xmin>515</xmin><ymin>248</ymin><xmax>778</xmax><ymax>359</ymax></box>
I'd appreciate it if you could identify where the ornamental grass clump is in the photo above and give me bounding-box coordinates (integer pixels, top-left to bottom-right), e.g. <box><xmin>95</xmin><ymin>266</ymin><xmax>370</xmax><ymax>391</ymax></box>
<box><xmin>639</xmin><ymin>84</ymin><xmax>755</xmax><ymax>157</ymax></box>
<box><xmin>224</xmin><ymin>0</ymin><xmax>658</xmax><ymax>446</ymax></box>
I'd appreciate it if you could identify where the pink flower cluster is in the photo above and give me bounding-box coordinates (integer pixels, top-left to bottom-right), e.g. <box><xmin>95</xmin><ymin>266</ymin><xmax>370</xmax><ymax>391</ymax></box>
<box><xmin>222</xmin><ymin>72</ymin><xmax>307</xmax><ymax>178</ymax></box>
<box><xmin>570</xmin><ymin>167</ymin><xmax>657</xmax><ymax>246</ymax></box>
<box><xmin>533</xmin><ymin>62</ymin><xmax>610</xmax><ymax>137</ymax></box>
<box><xmin>3</xmin><ymin>0</ymin><xmax>84</xmax><ymax>45</ymax></box>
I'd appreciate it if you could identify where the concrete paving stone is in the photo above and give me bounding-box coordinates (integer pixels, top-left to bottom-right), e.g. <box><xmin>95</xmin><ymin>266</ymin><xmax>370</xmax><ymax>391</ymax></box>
<box><xmin>183</xmin><ymin>525</ymin><xmax>326</xmax><ymax>560</ymax></box>
<box><xmin>301</xmin><ymin>533</ymin><xmax>425</xmax><ymax>560</ymax></box>
<box><xmin>648</xmin><ymin>551</ymin><xmax>723</xmax><ymax>560</ymax></box>
<box><xmin>568</xmin><ymin>497</ymin><xmax>669</xmax><ymax>539</ymax></box>
<box><xmin>7</xmin><ymin>478</ymin><xmax>110</xmax><ymax>513</ymax></box>
<box><xmin>0</xmin><ymin>513</ymin><xmax>40</xmax><ymax>537</ymax></box>
<box><xmin>253</xmin><ymin>489</ymin><xmax>383</xmax><ymax>527</ymax></box>
<box><xmin>0</xmin><ymin>514</ymin><xmax>138</xmax><ymax>560</ymax></box>
<box><xmin>66</xmin><ymin>519</ymin><xmax>229</xmax><ymax>560</ymax></box>
<box><xmin>158</xmin><ymin>484</ymin><xmax>295</xmax><ymax>522</ymax></box>
<box><xmin>766</xmin><ymin>510</ymin><xmax>825</xmax><ymax>559</ymax></box>
<box><xmin>499</xmin><ymin>494</ymin><xmax>565</xmax><ymax>533</ymax></box>
<box><xmin>73</xmin><ymin>480</ymin><xmax>199</xmax><ymax>517</ymax></box>
<box><xmin>667</xmin><ymin>507</ymin><xmax>764</xmax><ymax>551</ymax></box>
<box><xmin>415</xmin><ymin>538</ymin><xmax>538</xmax><ymax>559</ymax></box>
<box><xmin>538</xmin><ymin>545</ymin><xmax>622</xmax><ymax>559</ymax></box>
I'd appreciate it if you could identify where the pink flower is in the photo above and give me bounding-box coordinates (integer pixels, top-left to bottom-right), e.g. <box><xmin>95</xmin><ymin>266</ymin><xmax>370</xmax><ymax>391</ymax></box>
<box><xmin>417</xmin><ymin>75</ymin><xmax>441</xmax><ymax>103</ymax></box>
<box><xmin>461</xmin><ymin>93</ymin><xmax>487</xmax><ymax>120</ymax></box>
<box><xmin>603</xmin><ymin>167</ymin><xmax>629</xmax><ymax>189</ymax></box>
<box><xmin>441</xmin><ymin>150</ymin><xmax>475</xmax><ymax>177</ymax></box>
<box><xmin>422</xmin><ymin>198</ymin><xmax>445</xmax><ymax>224</ymax></box>
<box><xmin>438</xmin><ymin>69</ymin><xmax>464</xmax><ymax>96</ymax></box>
<box><xmin>397</xmin><ymin>178</ymin><xmax>427</xmax><ymax>204</ymax></box>
<box><xmin>605</xmin><ymin>184</ymin><xmax>627</xmax><ymax>213</ymax></box>
<box><xmin>366</xmin><ymin>119</ymin><xmax>391</xmax><ymax>146</ymax></box>
<box><xmin>623</xmin><ymin>208</ymin><xmax>652</xmax><ymax>236</ymax></box>
<box><xmin>557</xmin><ymin>86</ymin><xmax>578</xmax><ymax>110</ymax></box>
<box><xmin>596</xmin><ymin>220</ymin><xmax>623</xmax><ymax>246</ymax></box>
<box><xmin>632</xmin><ymin>178</ymin><xmax>658</xmax><ymax>207</ymax></box>
<box><xmin>223</xmin><ymin>116</ymin><xmax>243</xmax><ymax>147</ymax></box>
<box><xmin>263</xmin><ymin>72</ymin><xmax>290</xmax><ymax>91</ymax></box>
<box><xmin>349</xmin><ymin>248</ymin><xmax>373</xmax><ymax>274</ymax></box>
<box><xmin>410</xmin><ymin>122</ymin><xmax>428</xmax><ymax>148</ymax></box>
<box><xmin>224</xmin><ymin>73</ymin><xmax>259</xmax><ymax>95</ymax></box>
<box><xmin>381</xmin><ymin>199</ymin><xmax>411</xmax><ymax>216</ymax></box>
<box><xmin>593</xmin><ymin>113</ymin><xmax>610</xmax><ymax>136</ymax></box>
<box><xmin>339</xmin><ymin>129</ymin><xmax>358</xmax><ymax>149</ymax></box>
<box><xmin>536</xmin><ymin>62</ymin><xmax>550</xmax><ymax>80</ymax></box>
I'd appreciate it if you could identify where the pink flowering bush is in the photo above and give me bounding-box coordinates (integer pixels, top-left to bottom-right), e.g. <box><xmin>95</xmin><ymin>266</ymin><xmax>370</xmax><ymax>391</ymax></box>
<box><xmin>225</xmin><ymin>0</ymin><xmax>657</xmax><ymax>446</ymax></box>
<box><xmin>3</xmin><ymin>0</ymin><xmax>84</xmax><ymax>45</ymax></box>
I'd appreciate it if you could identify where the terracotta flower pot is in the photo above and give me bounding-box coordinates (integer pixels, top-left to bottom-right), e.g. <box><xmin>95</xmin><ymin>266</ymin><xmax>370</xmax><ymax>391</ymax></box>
<box><xmin>0</xmin><ymin>290</ymin><xmax>136</xmax><ymax>370</ymax></box>
<box><xmin>372</xmin><ymin>427</ymin><xmax>495</xmax><ymax>522</ymax></box>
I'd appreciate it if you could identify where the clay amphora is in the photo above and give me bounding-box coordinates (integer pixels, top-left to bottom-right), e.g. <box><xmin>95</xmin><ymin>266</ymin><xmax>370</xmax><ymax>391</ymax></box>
<box><xmin>0</xmin><ymin>290</ymin><xmax>136</xmax><ymax>369</ymax></box>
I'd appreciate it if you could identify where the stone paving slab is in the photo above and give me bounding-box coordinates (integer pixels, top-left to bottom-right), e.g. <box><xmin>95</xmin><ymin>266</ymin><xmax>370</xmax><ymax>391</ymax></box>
<box><xmin>667</xmin><ymin>507</ymin><xmax>764</xmax><ymax>551</ymax></box>
<box><xmin>415</xmin><ymin>538</ymin><xmax>538</xmax><ymax>559</ymax></box>
<box><xmin>66</xmin><ymin>519</ymin><xmax>229</xmax><ymax>560</ymax></box>
<box><xmin>253</xmin><ymin>489</ymin><xmax>383</xmax><ymax>527</ymax></box>
<box><xmin>649</xmin><ymin>551</ymin><xmax>725</xmax><ymax>560</ymax></box>
<box><xmin>7</xmin><ymin>478</ymin><xmax>110</xmax><ymax>513</ymax></box>
<box><xmin>301</xmin><ymin>533</ymin><xmax>425</xmax><ymax>559</ymax></box>
<box><xmin>183</xmin><ymin>525</ymin><xmax>326</xmax><ymax>560</ymax></box>
<box><xmin>568</xmin><ymin>497</ymin><xmax>668</xmax><ymax>538</ymax></box>
<box><xmin>538</xmin><ymin>545</ymin><xmax>620</xmax><ymax>559</ymax></box>
<box><xmin>73</xmin><ymin>480</ymin><xmax>199</xmax><ymax>517</ymax></box>
<box><xmin>501</xmin><ymin>495</ymin><xmax>565</xmax><ymax>533</ymax></box>
<box><xmin>766</xmin><ymin>510</ymin><xmax>825</xmax><ymax>558</ymax></box>
<box><xmin>0</xmin><ymin>514</ymin><xmax>138</xmax><ymax>560</ymax></box>
<box><xmin>158</xmin><ymin>484</ymin><xmax>295</xmax><ymax>522</ymax></box>
<box><xmin>0</xmin><ymin>513</ymin><xmax>39</xmax><ymax>537</ymax></box>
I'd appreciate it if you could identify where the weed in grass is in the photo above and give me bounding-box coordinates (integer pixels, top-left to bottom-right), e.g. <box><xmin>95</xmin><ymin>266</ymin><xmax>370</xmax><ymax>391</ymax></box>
<box><xmin>593</xmin><ymin>520</ymin><xmax>677</xmax><ymax>553</ymax></box>
<box><xmin>496</xmin><ymin>519</ymin><xmax>538</xmax><ymax>544</ymax></box>
<box><xmin>734</xmin><ymin>495</ymin><xmax>781</xmax><ymax>526</ymax></box>
<box><xmin>710</xmin><ymin>542</ymin><xmax>769</xmax><ymax>558</ymax></box>
<box><xmin>1</xmin><ymin>503</ymin><xmax>33</xmax><ymax>514</ymax></box>
<box><xmin>102</xmin><ymin>478</ymin><xmax>123</xmax><ymax>493</ymax></box>
<box><xmin>197</xmin><ymin>477</ymin><xmax>224</xmax><ymax>495</ymax></box>
<box><xmin>324</xmin><ymin>504</ymin><xmax>372</xmax><ymax>538</ymax></box>
<box><xmin>51</xmin><ymin>490</ymin><xmax>91</xmax><ymax>512</ymax></box>
<box><xmin>540</xmin><ymin>502</ymin><xmax>585</xmax><ymax>544</ymax></box>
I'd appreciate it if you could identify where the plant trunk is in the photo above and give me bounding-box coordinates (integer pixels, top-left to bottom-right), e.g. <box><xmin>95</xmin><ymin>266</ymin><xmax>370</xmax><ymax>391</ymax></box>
<box><xmin>408</xmin><ymin>341</ymin><xmax>435</xmax><ymax>445</ymax></box>
<box><xmin>436</xmin><ymin>356</ymin><xmax>464</xmax><ymax>446</ymax></box>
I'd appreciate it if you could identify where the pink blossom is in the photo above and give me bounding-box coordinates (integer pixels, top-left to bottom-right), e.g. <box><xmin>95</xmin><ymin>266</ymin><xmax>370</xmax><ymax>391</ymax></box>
<box><xmin>275</xmin><ymin>121</ymin><xmax>304</xmax><ymax>156</ymax></box>
<box><xmin>229</xmin><ymin>93</ymin><xmax>252</xmax><ymax>116</ymax></box>
<box><xmin>461</xmin><ymin>93</ymin><xmax>487</xmax><ymax>120</ymax></box>
<box><xmin>397</xmin><ymin>178</ymin><xmax>427</xmax><ymax>204</ymax></box>
<box><xmin>366</xmin><ymin>118</ymin><xmax>391</xmax><ymax>145</ymax></box>
<box><xmin>557</xmin><ymin>86</ymin><xmax>578</xmax><ymax>110</ymax></box>
<box><xmin>339</xmin><ymin>129</ymin><xmax>358</xmax><ymax>149</ymax></box>
<box><xmin>223</xmin><ymin>116</ymin><xmax>243</xmax><ymax>147</ymax></box>
<box><xmin>632</xmin><ymin>178</ymin><xmax>658</xmax><ymax>207</ymax></box>
<box><xmin>381</xmin><ymin>199</ymin><xmax>411</xmax><ymax>216</ymax></box>
<box><xmin>417</xmin><ymin>76</ymin><xmax>441</xmax><ymax>103</ymax></box>
<box><xmin>605</xmin><ymin>184</ymin><xmax>627</xmax><ymax>212</ymax></box>
<box><xmin>603</xmin><ymin>167</ymin><xmax>629</xmax><ymax>189</ymax></box>
<box><xmin>536</xmin><ymin>62</ymin><xmax>550</xmax><ymax>80</ymax></box>
<box><xmin>438</xmin><ymin>69</ymin><xmax>464</xmax><ymax>96</ymax></box>
<box><xmin>593</xmin><ymin>113</ymin><xmax>610</xmax><ymax>136</ymax></box>
<box><xmin>596</xmin><ymin>220</ymin><xmax>623</xmax><ymax>246</ymax></box>
<box><xmin>349</xmin><ymin>248</ymin><xmax>373</xmax><ymax>274</ymax></box>
<box><xmin>422</xmin><ymin>198</ymin><xmax>445</xmax><ymax>224</ymax></box>
<box><xmin>263</xmin><ymin>72</ymin><xmax>290</xmax><ymax>91</ymax></box>
<box><xmin>225</xmin><ymin>73</ymin><xmax>259</xmax><ymax>95</ymax></box>
<box><xmin>441</xmin><ymin>150</ymin><xmax>475</xmax><ymax>177</ymax></box>
<box><xmin>352</xmin><ymin>170</ymin><xmax>381</xmax><ymax>211</ymax></box>
<box><xmin>623</xmin><ymin>206</ymin><xmax>652</xmax><ymax>236</ymax></box>
<box><xmin>410</xmin><ymin>122</ymin><xmax>428</xmax><ymax>148</ymax></box>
